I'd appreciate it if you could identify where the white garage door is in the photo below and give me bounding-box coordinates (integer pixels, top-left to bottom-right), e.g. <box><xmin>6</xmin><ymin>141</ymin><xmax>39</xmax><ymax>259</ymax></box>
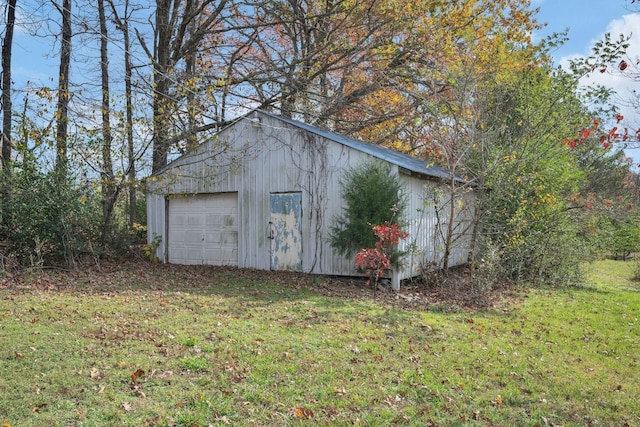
<box><xmin>168</xmin><ymin>193</ymin><xmax>238</xmax><ymax>266</ymax></box>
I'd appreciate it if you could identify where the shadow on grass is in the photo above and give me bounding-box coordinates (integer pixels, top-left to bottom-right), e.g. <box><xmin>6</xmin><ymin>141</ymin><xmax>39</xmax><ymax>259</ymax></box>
<box><xmin>2</xmin><ymin>259</ymin><xmax>523</xmax><ymax>321</ymax></box>
<box><xmin>3</xmin><ymin>260</ymin><xmax>412</xmax><ymax>316</ymax></box>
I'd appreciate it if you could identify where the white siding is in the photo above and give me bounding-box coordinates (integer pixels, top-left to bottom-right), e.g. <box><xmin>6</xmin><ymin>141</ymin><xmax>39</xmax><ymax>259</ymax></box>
<box><xmin>146</xmin><ymin>193</ymin><xmax>166</xmax><ymax>262</ymax></box>
<box><xmin>400</xmin><ymin>176</ymin><xmax>439</xmax><ymax>279</ymax></box>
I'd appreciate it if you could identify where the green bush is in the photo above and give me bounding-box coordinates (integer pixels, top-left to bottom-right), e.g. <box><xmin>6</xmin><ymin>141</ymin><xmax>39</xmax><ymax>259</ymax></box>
<box><xmin>599</xmin><ymin>218</ymin><xmax>640</xmax><ymax>261</ymax></box>
<box><xmin>329</xmin><ymin>159</ymin><xmax>407</xmax><ymax>263</ymax></box>
<box><xmin>0</xmin><ymin>166</ymin><xmax>102</xmax><ymax>267</ymax></box>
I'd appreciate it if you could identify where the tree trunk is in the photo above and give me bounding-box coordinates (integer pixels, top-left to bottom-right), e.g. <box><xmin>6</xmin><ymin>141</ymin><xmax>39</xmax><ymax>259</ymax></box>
<box><xmin>151</xmin><ymin>0</ymin><xmax>172</xmax><ymax>173</ymax></box>
<box><xmin>98</xmin><ymin>0</ymin><xmax>116</xmax><ymax>246</ymax></box>
<box><xmin>55</xmin><ymin>0</ymin><xmax>72</xmax><ymax>184</ymax></box>
<box><xmin>106</xmin><ymin>0</ymin><xmax>136</xmax><ymax>228</ymax></box>
<box><xmin>141</xmin><ymin>0</ymin><xmax>229</xmax><ymax>173</ymax></box>
<box><xmin>1</xmin><ymin>0</ymin><xmax>16</xmax><ymax>182</ymax></box>
<box><xmin>441</xmin><ymin>175</ymin><xmax>457</xmax><ymax>271</ymax></box>
<box><xmin>466</xmin><ymin>182</ymin><xmax>486</xmax><ymax>270</ymax></box>
<box><xmin>124</xmin><ymin>13</ymin><xmax>136</xmax><ymax>228</ymax></box>
<box><xmin>185</xmin><ymin>48</ymin><xmax>197</xmax><ymax>152</ymax></box>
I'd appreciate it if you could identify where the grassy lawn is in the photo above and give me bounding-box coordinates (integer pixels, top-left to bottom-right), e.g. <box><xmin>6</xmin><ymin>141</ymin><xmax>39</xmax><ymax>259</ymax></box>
<box><xmin>0</xmin><ymin>260</ymin><xmax>638</xmax><ymax>426</ymax></box>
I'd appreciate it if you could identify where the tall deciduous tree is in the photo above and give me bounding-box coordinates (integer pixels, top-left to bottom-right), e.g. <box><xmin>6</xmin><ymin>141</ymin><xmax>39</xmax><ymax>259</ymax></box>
<box><xmin>97</xmin><ymin>0</ymin><xmax>117</xmax><ymax>245</ymax></box>
<box><xmin>1</xmin><ymin>0</ymin><xmax>16</xmax><ymax>183</ymax></box>
<box><xmin>225</xmin><ymin>0</ymin><xmax>412</xmax><ymax>126</ymax></box>
<box><xmin>53</xmin><ymin>0</ymin><xmax>72</xmax><ymax>183</ymax></box>
<box><xmin>107</xmin><ymin>0</ymin><xmax>137</xmax><ymax>228</ymax></box>
<box><xmin>222</xmin><ymin>0</ymin><xmax>539</xmax><ymax>150</ymax></box>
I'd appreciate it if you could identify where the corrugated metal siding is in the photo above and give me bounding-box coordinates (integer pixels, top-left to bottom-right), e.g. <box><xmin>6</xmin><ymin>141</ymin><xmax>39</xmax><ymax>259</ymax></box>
<box><xmin>400</xmin><ymin>176</ymin><xmax>439</xmax><ymax>279</ymax></box>
<box><xmin>255</xmin><ymin>116</ymin><xmax>369</xmax><ymax>276</ymax></box>
<box><xmin>317</xmin><ymin>139</ymin><xmax>371</xmax><ymax>276</ymax></box>
<box><xmin>398</xmin><ymin>175</ymin><xmax>476</xmax><ymax>278</ymax></box>
<box><xmin>146</xmin><ymin>193</ymin><xmax>166</xmax><ymax>261</ymax></box>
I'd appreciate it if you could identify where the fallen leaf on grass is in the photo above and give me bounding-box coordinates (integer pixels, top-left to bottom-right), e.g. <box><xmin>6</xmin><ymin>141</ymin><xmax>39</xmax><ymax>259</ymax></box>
<box><xmin>214</xmin><ymin>415</ymin><xmax>230</xmax><ymax>424</ymax></box>
<box><xmin>384</xmin><ymin>395</ymin><xmax>403</xmax><ymax>406</ymax></box>
<box><xmin>131</xmin><ymin>368</ymin><xmax>145</xmax><ymax>383</ymax></box>
<box><xmin>90</xmin><ymin>368</ymin><xmax>101</xmax><ymax>379</ymax></box>
<box><xmin>333</xmin><ymin>386</ymin><xmax>347</xmax><ymax>396</ymax></box>
<box><xmin>392</xmin><ymin>415</ymin><xmax>411</xmax><ymax>424</ymax></box>
<box><xmin>491</xmin><ymin>395</ymin><xmax>503</xmax><ymax>406</ymax></box>
<box><xmin>291</xmin><ymin>407</ymin><xmax>314</xmax><ymax>419</ymax></box>
<box><xmin>121</xmin><ymin>402</ymin><xmax>132</xmax><ymax>411</ymax></box>
<box><xmin>156</xmin><ymin>370</ymin><xmax>173</xmax><ymax>379</ymax></box>
<box><xmin>229</xmin><ymin>372</ymin><xmax>246</xmax><ymax>383</ymax></box>
<box><xmin>14</xmin><ymin>352</ymin><xmax>24</xmax><ymax>360</ymax></box>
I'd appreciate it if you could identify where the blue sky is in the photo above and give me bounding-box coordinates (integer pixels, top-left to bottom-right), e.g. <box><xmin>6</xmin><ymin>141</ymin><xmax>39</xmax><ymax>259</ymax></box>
<box><xmin>534</xmin><ymin>0</ymin><xmax>634</xmax><ymax>60</ymax></box>
<box><xmin>534</xmin><ymin>0</ymin><xmax>640</xmax><ymax>164</ymax></box>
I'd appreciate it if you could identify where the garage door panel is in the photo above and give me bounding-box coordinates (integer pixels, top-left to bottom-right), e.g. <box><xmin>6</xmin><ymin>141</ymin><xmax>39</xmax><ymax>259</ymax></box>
<box><xmin>222</xmin><ymin>230</ymin><xmax>237</xmax><ymax>245</ymax></box>
<box><xmin>223</xmin><ymin>214</ymin><xmax>235</xmax><ymax>227</ymax></box>
<box><xmin>170</xmin><ymin>248</ymin><xmax>186</xmax><ymax>263</ymax></box>
<box><xmin>186</xmin><ymin>215</ymin><xmax>203</xmax><ymax>226</ymax></box>
<box><xmin>222</xmin><ymin>248</ymin><xmax>237</xmax><ymax>264</ymax></box>
<box><xmin>168</xmin><ymin>193</ymin><xmax>238</xmax><ymax>266</ymax></box>
<box><xmin>170</xmin><ymin>215</ymin><xmax>185</xmax><ymax>226</ymax></box>
<box><xmin>206</xmin><ymin>214</ymin><xmax>220</xmax><ymax>227</ymax></box>
<box><xmin>186</xmin><ymin>248</ymin><xmax>204</xmax><ymax>263</ymax></box>
<box><xmin>205</xmin><ymin>231</ymin><xmax>222</xmax><ymax>244</ymax></box>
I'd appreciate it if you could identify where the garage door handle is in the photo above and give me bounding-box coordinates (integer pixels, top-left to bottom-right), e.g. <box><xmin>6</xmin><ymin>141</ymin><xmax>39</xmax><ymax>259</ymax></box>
<box><xmin>268</xmin><ymin>221</ymin><xmax>274</xmax><ymax>240</ymax></box>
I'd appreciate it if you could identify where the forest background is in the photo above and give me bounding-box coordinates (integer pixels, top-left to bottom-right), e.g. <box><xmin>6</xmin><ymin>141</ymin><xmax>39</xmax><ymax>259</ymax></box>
<box><xmin>2</xmin><ymin>0</ymin><xmax>640</xmax><ymax>288</ymax></box>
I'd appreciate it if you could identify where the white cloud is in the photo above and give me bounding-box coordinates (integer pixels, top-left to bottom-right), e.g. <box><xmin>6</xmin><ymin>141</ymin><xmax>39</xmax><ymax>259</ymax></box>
<box><xmin>558</xmin><ymin>13</ymin><xmax>640</xmax><ymax>164</ymax></box>
<box><xmin>573</xmin><ymin>14</ymin><xmax>640</xmax><ymax>119</ymax></box>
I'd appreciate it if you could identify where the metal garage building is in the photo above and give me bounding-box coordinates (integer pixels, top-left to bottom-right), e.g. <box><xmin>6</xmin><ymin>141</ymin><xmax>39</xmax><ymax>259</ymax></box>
<box><xmin>146</xmin><ymin>110</ymin><xmax>474</xmax><ymax>289</ymax></box>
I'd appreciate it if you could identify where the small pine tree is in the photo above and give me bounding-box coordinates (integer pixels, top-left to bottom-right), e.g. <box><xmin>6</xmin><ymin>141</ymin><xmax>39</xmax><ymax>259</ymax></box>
<box><xmin>329</xmin><ymin>159</ymin><xmax>408</xmax><ymax>262</ymax></box>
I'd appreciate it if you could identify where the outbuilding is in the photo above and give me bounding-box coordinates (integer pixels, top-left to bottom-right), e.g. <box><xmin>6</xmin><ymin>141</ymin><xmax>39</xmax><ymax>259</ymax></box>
<box><xmin>146</xmin><ymin>110</ymin><xmax>474</xmax><ymax>289</ymax></box>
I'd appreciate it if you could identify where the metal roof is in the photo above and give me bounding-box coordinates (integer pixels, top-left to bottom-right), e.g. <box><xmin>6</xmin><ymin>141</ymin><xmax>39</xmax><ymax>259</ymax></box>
<box><xmin>256</xmin><ymin>110</ymin><xmax>465</xmax><ymax>183</ymax></box>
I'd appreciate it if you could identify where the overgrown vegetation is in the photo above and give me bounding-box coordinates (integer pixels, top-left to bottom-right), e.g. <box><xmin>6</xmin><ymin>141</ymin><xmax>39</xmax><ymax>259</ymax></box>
<box><xmin>599</xmin><ymin>218</ymin><xmax>640</xmax><ymax>261</ymax></box>
<box><xmin>0</xmin><ymin>158</ymin><xmax>144</xmax><ymax>269</ymax></box>
<box><xmin>0</xmin><ymin>260</ymin><xmax>638</xmax><ymax>426</ymax></box>
<box><xmin>0</xmin><ymin>166</ymin><xmax>100</xmax><ymax>267</ymax></box>
<box><xmin>460</xmin><ymin>61</ymin><xmax>640</xmax><ymax>288</ymax></box>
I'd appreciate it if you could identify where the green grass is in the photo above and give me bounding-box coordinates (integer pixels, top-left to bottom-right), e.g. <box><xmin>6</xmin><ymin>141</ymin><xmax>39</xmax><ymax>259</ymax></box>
<box><xmin>0</xmin><ymin>260</ymin><xmax>638</xmax><ymax>426</ymax></box>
